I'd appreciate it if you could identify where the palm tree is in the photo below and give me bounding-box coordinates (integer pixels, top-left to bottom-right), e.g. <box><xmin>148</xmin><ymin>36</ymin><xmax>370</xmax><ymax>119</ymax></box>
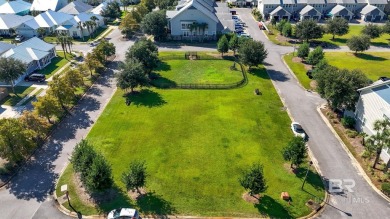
<box><xmin>90</xmin><ymin>16</ymin><xmax>99</xmax><ymax>37</ymax></box>
<box><xmin>364</xmin><ymin>118</ymin><xmax>390</xmax><ymax>169</ymax></box>
<box><xmin>77</xmin><ymin>21</ymin><xmax>85</xmax><ymax>41</ymax></box>
<box><xmin>65</xmin><ymin>35</ymin><xmax>73</xmax><ymax>53</ymax></box>
<box><xmin>199</xmin><ymin>23</ymin><xmax>208</xmax><ymax>42</ymax></box>
<box><xmin>56</xmin><ymin>34</ymin><xmax>67</xmax><ymax>59</ymax></box>
<box><xmin>189</xmin><ymin>22</ymin><xmax>199</xmax><ymax>42</ymax></box>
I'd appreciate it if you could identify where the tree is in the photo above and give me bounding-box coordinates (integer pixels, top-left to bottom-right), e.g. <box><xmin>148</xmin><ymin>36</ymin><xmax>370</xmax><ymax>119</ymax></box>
<box><xmin>306</xmin><ymin>46</ymin><xmax>324</xmax><ymax>65</ymax></box>
<box><xmin>347</xmin><ymin>35</ymin><xmax>370</xmax><ymax>54</ymax></box>
<box><xmin>282</xmin><ymin>22</ymin><xmax>292</xmax><ymax>37</ymax></box>
<box><xmin>33</xmin><ymin>94</ymin><xmax>62</xmax><ymax>124</ymax></box>
<box><xmin>361</xmin><ymin>23</ymin><xmax>382</xmax><ymax>39</ymax></box>
<box><xmin>131</xmin><ymin>5</ymin><xmax>149</xmax><ymax>23</ymax></box>
<box><xmin>155</xmin><ymin>0</ymin><xmax>176</xmax><ymax>10</ymax></box>
<box><xmin>121</xmin><ymin>0</ymin><xmax>131</xmax><ymax>11</ymax></box>
<box><xmin>101</xmin><ymin>1</ymin><xmax>121</xmax><ymax>20</ymax></box>
<box><xmin>238</xmin><ymin>39</ymin><xmax>268</xmax><ymax>70</ymax></box>
<box><xmin>297</xmin><ymin>42</ymin><xmax>310</xmax><ymax>59</ymax></box>
<box><xmin>0</xmin><ymin>57</ymin><xmax>27</xmax><ymax>93</ymax></box>
<box><xmin>0</xmin><ymin>118</ymin><xmax>36</xmax><ymax>163</ymax></box>
<box><xmin>295</xmin><ymin>19</ymin><xmax>323</xmax><ymax>42</ymax></box>
<box><xmin>364</xmin><ymin>119</ymin><xmax>390</xmax><ymax>169</ymax></box>
<box><xmin>276</xmin><ymin>19</ymin><xmax>287</xmax><ymax>33</ymax></box>
<box><xmin>76</xmin><ymin>21</ymin><xmax>85</xmax><ymax>41</ymax></box>
<box><xmin>383</xmin><ymin>21</ymin><xmax>390</xmax><ymax>34</ymax></box>
<box><xmin>63</xmin><ymin>68</ymin><xmax>84</xmax><ymax>89</ymax></box>
<box><xmin>37</xmin><ymin>27</ymin><xmax>46</xmax><ymax>38</ymax></box>
<box><xmin>325</xmin><ymin>17</ymin><xmax>349</xmax><ymax>40</ymax></box>
<box><xmin>19</xmin><ymin>111</ymin><xmax>50</xmax><ymax>142</ymax></box>
<box><xmin>120</xmin><ymin>13</ymin><xmax>139</xmax><ymax>39</ymax></box>
<box><xmin>90</xmin><ymin>16</ymin><xmax>99</xmax><ymax>37</ymax></box>
<box><xmin>95</xmin><ymin>40</ymin><xmax>116</xmax><ymax>62</ymax></box>
<box><xmin>85</xmin><ymin>153</ymin><xmax>113</xmax><ymax>192</ymax></box>
<box><xmin>140</xmin><ymin>10</ymin><xmax>167</xmax><ymax>41</ymax></box>
<box><xmin>121</xmin><ymin>160</ymin><xmax>147</xmax><ymax>194</ymax></box>
<box><xmin>314</xmin><ymin>67</ymin><xmax>370</xmax><ymax>110</ymax></box>
<box><xmin>217</xmin><ymin>35</ymin><xmax>229</xmax><ymax>57</ymax></box>
<box><xmin>71</xmin><ymin>140</ymin><xmax>96</xmax><ymax>180</ymax></box>
<box><xmin>56</xmin><ymin>33</ymin><xmax>68</xmax><ymax>57</ymax></box>
<box><xmin>125</xmin><ymin>38</ymin><xmax>159</xmax><ymax>76</ymax></box>
<box><xmin>229</xmin><ymin>34</ymin><xmax>239</xmax><ymax>56</ymax></box>
<box><xmin>271</xmin><ymin>17</ymin><xmax>276</xmax><ymax>26</ymax></box>
<box><xmin>84</xmin><ymin>52</ymin><xmax>103</xmax><ymax>77</ymax></box>
<box><xmin>48</xmin><ymin>75</ymin><xmax>76</xmax><ymax>111</ymax></box>
<box><xmin>239</xmin><ymin>163</ymin><xmax>267</xmax><ymax>197</ymax></box>
<box><xmin>116</xmin><ymin>58</ymin><xmax>150</xmax><ymax>93</ymax></box>
<box><xmin>141</xmin><ymin>0</ymin><xmax>155</xmax><ymax>12</ymax></box>
<box><xmin>282</xmin><ymin>136</ymin><xmax>307</xmax><ymax>168</ymax></box>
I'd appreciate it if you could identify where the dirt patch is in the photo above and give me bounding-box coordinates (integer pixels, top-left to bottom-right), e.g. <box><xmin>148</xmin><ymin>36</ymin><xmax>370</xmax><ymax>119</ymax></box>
<box><xmin>276</xmin><ymin>34</ymin><xmax>289</xmax><ymax>44</ymax></box>
<box><xmin>310</xmin><ymin>80</ymin><xmax>317</xmax><ymax>90</ymax></box>
<box><xmin>292</xmin><ymin>57</ymin><xmax>302</xmax><ymax>63</ymax></box>
<box><xmin>242</xmin><ymin>192</ymin><xmax>260</xmax><ymax>204</ymax></box>
<box><xmin>128</xmin><ymin>188</ymin><xmax>147</xmax><ymax>201</ymax></box>
<box><xmin>283</xmin><ymin>163</ymin><xmax>296</xmax><ymax>174</ymax></box>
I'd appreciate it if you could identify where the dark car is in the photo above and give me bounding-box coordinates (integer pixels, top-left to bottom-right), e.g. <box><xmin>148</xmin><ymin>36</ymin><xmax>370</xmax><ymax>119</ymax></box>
<box><xmin>24</xmin><ymin>73</ymin><xmax>45</xmax><ymax>82</ymax></box>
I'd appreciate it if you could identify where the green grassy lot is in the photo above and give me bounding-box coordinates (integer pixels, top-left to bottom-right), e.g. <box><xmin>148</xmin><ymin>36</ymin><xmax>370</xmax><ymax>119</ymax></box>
<box><xmin>57</xmin><ymin>54</ymin><xmax>324</xmax><ymax>218</ymax></box>
<box><xmin>263</xmin><ymin>25</ymin><xmax>294</xmax><ymax>47</ymax></box>
<box><xmin>319</xmin><ymin>25</ymin><xmax>390</xmax><ymax>47</ymax></box>
<box><xmin>324</xmin><ymin>52</ymin><xmax>390</xmax><ymax>81</ymax></box>
<box><xmin>0</xmin><ymin>86</ymin><xmax>35</xmax><ymax>106</ymax></box>
<box><xmin>38</xmin><ymin>51</ymin><xmax>69</xmax><ymax>78</ymax></box>
<box><xmin>153</xmin><ymin>53</ymin><xmax>243</xmax><ymax>86</ymax></box>
<box><xmin>283</xmin><ymin>53</ymin><xmax>312</xmax><ymax>89</ymax></box>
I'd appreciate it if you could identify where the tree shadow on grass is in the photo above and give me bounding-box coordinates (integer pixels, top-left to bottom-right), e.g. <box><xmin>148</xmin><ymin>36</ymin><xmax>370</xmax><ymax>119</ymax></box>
<box><xmin>254</xmin><ymin>195</ymin><xmax>293</xmax><ymax>219</ymax></box>
<box><xmin>136</xmin><ymin>191</ymin><xmax>176</xmax><ymax>216</ymax></box>
<box><xmin>156</xmin><ymin>61</ymin><xmax>171</xmax><ymax>72</ymax></box>
<box><xmin>295</xmin><ymin>167</ymin><xmax>325</xmax><ymax>191</ymax></box>
<box><xmin>150</xmin><ymin>73</ymin><xmax>177</xmax><ymax>89</ymax></box>
<box><xmin>354</xmin><ymin>53</ymin><xmax>387</xmax><ymax>61</ymax></box>
<box><xmin>124</xmin><ymin>89</ymin><xmax>167</xmax><ymax>108</ymax></box>
<box><xmin>92</xmin><ymin>186</ymin><xmax>134</xmax><ymax>215</ymax></box>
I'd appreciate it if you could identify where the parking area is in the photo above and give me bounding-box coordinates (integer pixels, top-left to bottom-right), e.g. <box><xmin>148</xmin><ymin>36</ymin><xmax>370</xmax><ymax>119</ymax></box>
<box><xmin>232</xmin><ymin>13</ymin><xmax>252</xmax><ymax>39</ymax></box>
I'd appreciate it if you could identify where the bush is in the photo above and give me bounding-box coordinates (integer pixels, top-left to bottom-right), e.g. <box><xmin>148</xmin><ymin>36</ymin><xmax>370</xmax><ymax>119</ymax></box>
<box><xmin>282</xmin><ymin>22</ymin><xmax>292</xmax><ymax>37</ymax></box>
<box><xmin>276</xmin><ymin>20</ymin><xmax>287</xmax><ymax>33</ymax></box>
<box><xmin>361</xmin><ymin>150</ymin><xmax>371</xmax><ymax>159</ymax></box>
<box><xmin>297</xmin><ymin>43</ymin><xmax>310</xmax><ymax>59</ymax></box>
<box><xmin>381</xmin><ymin>182</ymin><xmax>390</xmax><ymax>195</ymax></box>
<box><xmin>341</xmin><ymin>116</ymin><xmax>356</xmax><ymax>129</ymax></box>
<box><xmin>306</xmin><ymin>46</ymin><xmax>324</xmax><ymax>65</ymax></box>
<box><xmin>346</xmin><ymin>130</ymin><xmax>358</xmax><ymax>138</ymax></box>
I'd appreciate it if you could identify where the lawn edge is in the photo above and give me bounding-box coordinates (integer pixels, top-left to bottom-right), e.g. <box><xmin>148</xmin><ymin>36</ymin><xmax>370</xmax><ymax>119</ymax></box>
<box><xmin>317</xmin><ymin>104</ymin><xmax>390</xmax><ymax>203</ymax></box>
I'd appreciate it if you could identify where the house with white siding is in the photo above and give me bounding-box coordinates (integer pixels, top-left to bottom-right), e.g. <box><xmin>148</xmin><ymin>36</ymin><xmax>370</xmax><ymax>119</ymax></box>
<box><xmin>167</xmin><ymin>0</ymin><xmax>234</xmax><ymax>40</ymax></box>
<box><xmin>0</xmin><ymin>37</ymin><xmax>56</xmax><ymax>84</ymax></box>
<box><xmin>0</xmin><ymin>14</ymin><xmax>33</xmax><ymax>36</ymax></box>
<box><xmin>30</xmin><ymin>0</ymin><xmax>68</xmax><ymax>12</ymax></box>
<box><xmin>56</xmin><ymin>13</ymin><xmax>104</xmax><ymax>38</ymax></box>
<box><xmin>355</xmin><ymin>79</ymin><xmax>390</xmax><ymax>166</ymax></box>
<box><xmin>58</xmin><ymin>0</ymin><xmax>93</xmax><ymax>15</ymax></box>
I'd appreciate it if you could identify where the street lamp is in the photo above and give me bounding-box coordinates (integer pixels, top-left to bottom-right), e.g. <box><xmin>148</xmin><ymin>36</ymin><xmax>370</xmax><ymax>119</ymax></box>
<box><xmin>301</xmin><ymin>161</ymin><xmax>313</xmax><ymax>190</ymax></box>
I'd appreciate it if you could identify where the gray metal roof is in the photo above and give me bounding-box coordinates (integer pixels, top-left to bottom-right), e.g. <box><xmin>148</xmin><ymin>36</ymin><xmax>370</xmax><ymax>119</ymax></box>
<box><xmin>0</xmin><ymin>14</ymin><xmax>33</xmax><ymax>30</ymax></box>
<box><xmin>325</xmin><ymin>0</ymin><xmax>338</xmax><ymax>3</ymax></box>
<box><xmin>282</xmin><ymin>0</ymin><xmax>296</xmax><ymax>4</ymax></box>
<box><xmin>270</xmin><ymin>6</ymin><xmax>291</xmax><ymax>16</ymax></box>
<box><xmin>0</xmin><ymin>42</ymin><xmax>15</xmax><ymax>55</ymax></box>
<box><xmin>360</xmin><ymin>4</ymin><xmax>385</xmax><ymax>15</ymax></box>
<box><xmin>168</xmin><ymin>0</ymin><xmax>219</xmax><ymax>23</ymax></box>
<box><xmin>329</xmin><ymin>5</ymin><xmax>353</xmax><ymax>15</ymax></box>
<box><xmin>263</xmin><ymin>0</ymin><xmax>283</xmax><ymax>4</ymax></box>
<box><xmin>300</xmin><ymin>5</ymin><xmax>321</xmax><ymax>15</ymax></box>
<box><xmin>58</xmin><ymin>0</ymin><xmax>93</xmax><ymax>15</ymax></box>
<box><xmin>367</xmin><ymin>0</ymin><xmax>387</xmax><ymax>4</ymax></box>
<box><xmin>341</xmin><ymin>0</ymin><xmax>356</xmax><ymax>4</ymax></box>
<box><xmin>307</xmin><ymin>0</ymin><xmax>326</xmax><ymax>3</ymax></box>
<box><xmin>166</xmin><ymin>10</ymin><xmax>179</xmax><ymax>19</ymax></box>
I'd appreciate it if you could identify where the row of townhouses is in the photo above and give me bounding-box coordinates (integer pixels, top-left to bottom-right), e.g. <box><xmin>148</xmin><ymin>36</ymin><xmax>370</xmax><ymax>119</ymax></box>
<box><xmin>257</xmin><ymin>0</ymin><xmax>388</xmax><ymax>21</ymax></box>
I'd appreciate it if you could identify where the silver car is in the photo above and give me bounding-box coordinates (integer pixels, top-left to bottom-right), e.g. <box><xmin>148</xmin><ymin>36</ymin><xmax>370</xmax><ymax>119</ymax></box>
<box><xmin>107</xmin><ymin>208</ymin><xmax>139</xmax><ymax>219</ymax></box>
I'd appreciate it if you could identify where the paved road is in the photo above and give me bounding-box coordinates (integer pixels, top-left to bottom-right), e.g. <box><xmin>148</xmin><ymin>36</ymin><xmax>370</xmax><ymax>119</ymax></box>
<box><xmin>237</xmin><ymin>8</ymin><xmax>390</xmax><ymax>219</ymax></box>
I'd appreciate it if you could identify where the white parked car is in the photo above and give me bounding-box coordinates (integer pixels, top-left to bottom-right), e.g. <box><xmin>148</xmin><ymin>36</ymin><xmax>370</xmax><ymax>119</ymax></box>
<box><xmin>107</xmin><ymin>208</ymin><xmax>139</xmax><ymax>219</ymax></box>
<box><xmin>291</xmin><ymin>122</ymin><xmax>306</xmax><ymax>139</ymax></box>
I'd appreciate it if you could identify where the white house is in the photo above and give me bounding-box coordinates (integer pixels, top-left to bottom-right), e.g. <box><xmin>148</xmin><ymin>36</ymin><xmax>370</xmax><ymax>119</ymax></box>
<box><xmin>329</xmin><ymin>4</ymin><xmax>354</xmax><ymax>20</ymax></box>
<box><xmin>91</xmin><ymin>2</ymin><xmax>108</xmax><ymax>15</ymax></box>
<box><xmin>0</xmin><ymin>14</ymin><xmax>33</xmax><ymax>36</ymax></box>
<box><xmin>360</xmin><ymin>4</ymin><xmax>386</xmax><ymax>21</ymax></box>
<box><xmin>1</xmin><ymin>37</ymin><xmax>56</xmax><ymax>84</ymax></box>
<box><xmin>17</xmin><ymin>10</ymin><xmax>73</xmax><ymax>37</ymax></box>
<box><xmin>59</xmin><ymin>0</ymin><xmax>93</xmax><ymax>15</ymax></box>
<box><xmin>30</xmin><ymin>0</ymin><xmax>68</xmax><ymax>12</ymax></box>
<box><xmin>0</xmin><ymin>0</ymin><xmax>31</xmax><ymax>16</ymax></box>
<box><xmin>56</xmin><ymin>13</ymin><xmax>104</xmax><ymax>38</ymax></box>
<box><xmin>355</xmin><ymin>78</ymin><xmax>390</xmax><ymax>166</ymax></box>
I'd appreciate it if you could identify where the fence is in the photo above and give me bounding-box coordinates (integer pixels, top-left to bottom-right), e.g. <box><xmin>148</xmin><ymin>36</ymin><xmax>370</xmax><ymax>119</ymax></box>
<box><xmin>159</xmin><ymin>53</ymin><xmax>227</xmax><ymax>61</ymax></box>
<box><xmin>153</xmin><ymin>62</ymin><xmax>248</xmax><ymax>90</ymax></box>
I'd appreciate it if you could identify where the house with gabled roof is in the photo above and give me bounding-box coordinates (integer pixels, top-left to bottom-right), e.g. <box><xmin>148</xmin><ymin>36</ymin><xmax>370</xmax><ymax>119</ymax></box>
<box><xmin>56</xmin><ymin>13</ymin><xmax>104</xmax><ymax>38</ymax></box>
<box><xmin>1</xmin><ymin>37</ymin><xmax>56</xmax><ymax>84</ymax></box>
<box><xmin>167</xmin><ymin>0</ymin><xmax>233</xmax><ymax>40</ymax></box>
<box><xmin>16</xmin><ymin>10</ymin><xmax>73</xmax><ymax>37</ymax></box>
<box><xmin>30</xmin><ymin>0</ymin><xmax>68</xmax><ymax>12</ymax></box>
<box><xmin>355</xmin><ymin>78</ymin><xmax>390</xmax><ymax>166</ymax></box>
<box><xmin>0</xmin><ymin>14</ymin><xmax>33</xmax><ymax>36</ymax></box>
<box><xmin>59</xmin><ymin>0</ymin><xmax>93</xmax><ymax>15</ymax></box>
<box><xmin>0</xmin><ymin>0</ymin><xmax>31</xmax><ymax>15</ymax></box>
<box><xmin>360</xmin><ymin>4</ymin><xmax>385</xmax><ymax>21</ymax></box>
<box><xmin>300</xmin><ymin>5</ymin><xmax>322</xmax><ymax>20</ymax></box>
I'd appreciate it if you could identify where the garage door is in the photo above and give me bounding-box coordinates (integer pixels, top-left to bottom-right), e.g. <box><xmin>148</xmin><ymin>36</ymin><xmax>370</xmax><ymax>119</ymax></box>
<box><xmin>343</xmin><ymin>16</ymin><xmax>350</xmax><ymax>20</ymax></box>
<box><xmin>365</xmin><ymin>15</ymin><xmax>372</xmax><ymax>21</ymax></box>
<box><xmin>374</xmin><ymin>16</ymin><xmax>381</xmax><ymax>21</ymax></box>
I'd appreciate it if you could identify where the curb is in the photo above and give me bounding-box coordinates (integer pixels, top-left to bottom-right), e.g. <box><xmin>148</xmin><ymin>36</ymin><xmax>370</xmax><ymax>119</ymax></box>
<box><xmin>316</xmin><ymin>104</ymin><xmax>390</xmax><ymax>203</ymax></box>
<box><xmin>263</xmin><ymin>67</ymin><xmax>328</xmax><ymax>219</ymax></box>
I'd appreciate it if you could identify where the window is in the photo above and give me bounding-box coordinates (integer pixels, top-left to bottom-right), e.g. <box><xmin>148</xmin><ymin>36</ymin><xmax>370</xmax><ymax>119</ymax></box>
<box><xmin>181</xmin><ymin>22</ymin><xmax>192</xmax><ymax>30</ymax></box>
<box><xmin>183</xmin><ymin>31</ymin><xmax>189</xmax><ymax>36</ymax></box>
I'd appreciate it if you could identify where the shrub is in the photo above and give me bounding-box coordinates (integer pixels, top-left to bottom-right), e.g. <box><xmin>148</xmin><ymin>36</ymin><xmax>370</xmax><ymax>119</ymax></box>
<box><xmin>341</xmin><ymin>116</ymin><xmax>356</xmax><ymax>129</ymax></box>
<box><xmin>381</xmin><ymin>182</ymin><xmax>390</xmax><ymax>195</ymax></box>
<box><xmin>276</xmin><ymin>20</ymin><xmax>287</xmax><ymax>33</ymax></box>
<box><xmin>346</xmin><ymin>130</ymin><xmax>358</xmax><ymax>138</ymax></box>
<box><xmin>85</xmin><ymin>153</ymin><xmax>113</xmax><ymax>192</ymax></box>
<box><xmin>361</xmin><ymin>150</ymin><xmax>371</xmax><ymax>159</ymax></box>
<box><xmin>297</xmin><ymin>43</ymin><xmax>310</xmax><ymax>59</ymax></box>
<box><xmin>282</xmin><ymin>22</ymin><xmax>292</xmax><ymax>37</ymax></box>
<box><xmin>306</xmin><ymin>46</ymin><xmax>324</xmax><ymax>65</ymax></box>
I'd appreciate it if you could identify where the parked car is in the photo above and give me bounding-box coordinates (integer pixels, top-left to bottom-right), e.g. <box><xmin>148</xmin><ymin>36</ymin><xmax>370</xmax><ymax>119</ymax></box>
<box><xmin>24</xmin><ymin>73</ymin><xmax>45</xmax><ymax>82</ymax></box>
<box><xmin>107</xmin><ymin>208</ymin><xmax>139</xmax><ymax>219</ymax></box>
<box><xmin>291</xmin><ymin>122</ymin><xmax>306</xmax><ymax>139</ymax></box>
<box><xmin>239</xmin><ymin>33</ymin><xmax>251</xmax><ymax>38</ymax></box>
<box><xmin>15</xmin><ymin>35</ymin><xmax>24</xmax><ymax>41</ymax></box>
<box><xmin>90</xmin><ymin>41</ymin><xmax>100</xmax><ymax>46</ymax></box>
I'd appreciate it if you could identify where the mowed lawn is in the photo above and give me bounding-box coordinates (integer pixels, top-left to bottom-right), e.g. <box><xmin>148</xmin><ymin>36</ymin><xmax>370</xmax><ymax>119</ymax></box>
<box><xmin>319</xmin><ymin>25</ymin><xmax>390</xmax><ymax>46</ymax></box>
<box><xmin>325</xmin><ymin>52</ymin><xmax>390</xmax><ymax>80</ymax></box>
<box><xmin>283</xmin><ymin>53</ymin><xmax>312</xmax><ymax>89</ymax></box>
<box><xmin>58</xmin><ymin>61</ymin><xmax>326</xmax><ymax>217</ymax></box>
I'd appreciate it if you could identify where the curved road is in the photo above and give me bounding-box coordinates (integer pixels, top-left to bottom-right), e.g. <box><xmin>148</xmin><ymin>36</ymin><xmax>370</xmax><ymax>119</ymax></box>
<box><xmin>1</xmin><ymin>13</ymin><xmax>389</xmax><ymax>218</ymax></box>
